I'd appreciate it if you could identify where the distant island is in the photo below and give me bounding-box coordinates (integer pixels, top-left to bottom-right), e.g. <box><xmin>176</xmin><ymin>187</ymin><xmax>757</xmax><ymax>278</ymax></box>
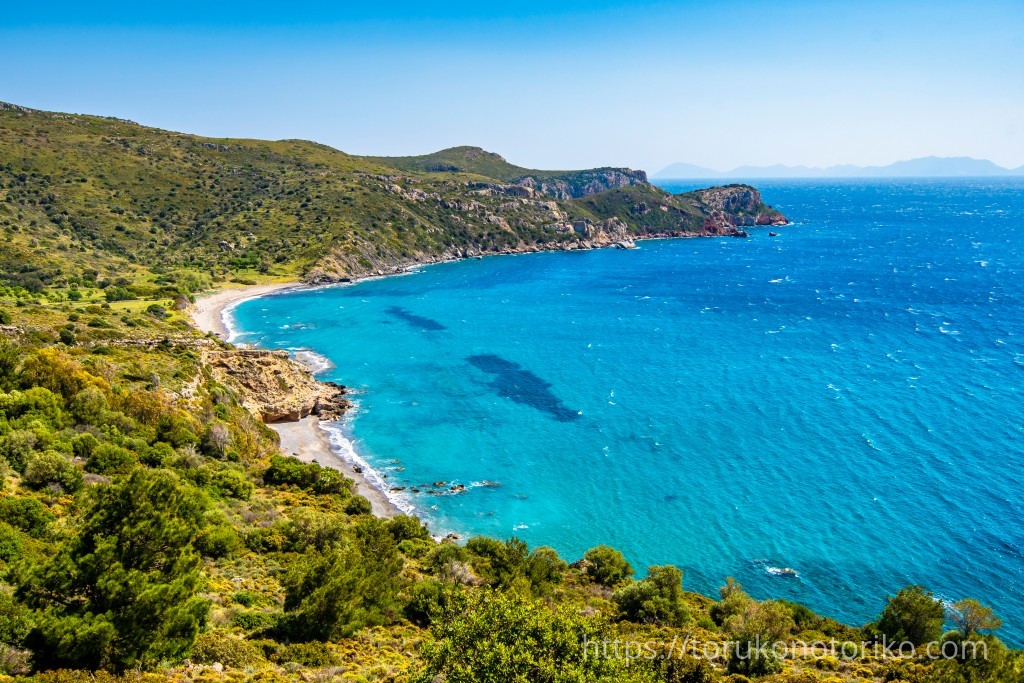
<box><xmin>654</xmin><ymin>156</ymin><xmax>1024</xmax><ymax>179</ymax></box>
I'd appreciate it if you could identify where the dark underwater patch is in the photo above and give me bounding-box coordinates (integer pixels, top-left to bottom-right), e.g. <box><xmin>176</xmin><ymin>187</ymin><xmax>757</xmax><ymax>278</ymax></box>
<box><xmin>467</xmin><ymin>354</ymin><xmax>580</xmax><ymax>422</ymax></box>
<box><xmin>385</xmin><ymin>306</ymin><xmax>447</xmax><ymax>331</ymax></box>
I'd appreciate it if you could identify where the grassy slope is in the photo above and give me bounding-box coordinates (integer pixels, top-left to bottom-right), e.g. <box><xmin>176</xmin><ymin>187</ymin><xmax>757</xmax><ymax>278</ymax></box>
<box><xmin>363</xmin><ymin>146</ymin><xmax>541</xmax><ymax>180</ymax></box>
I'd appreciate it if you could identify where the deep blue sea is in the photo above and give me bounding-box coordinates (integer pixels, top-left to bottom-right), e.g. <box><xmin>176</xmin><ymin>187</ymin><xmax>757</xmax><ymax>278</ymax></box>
<box><xmin>231</xmin><ymin>179</ymin><xmax>1024</xmax><ymax>643</ymax></box>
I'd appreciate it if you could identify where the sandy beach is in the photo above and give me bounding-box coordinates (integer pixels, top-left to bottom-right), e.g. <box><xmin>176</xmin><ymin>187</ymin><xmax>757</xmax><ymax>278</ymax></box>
<box><xmin>189</xmin><ymin>283</ymin><xmax>403</xmax><ymax>518</ymax></box>
<box><xmin>190</xmin><ymin>282</ymin><xmax>300</xmax><ymax>341</ymax></box>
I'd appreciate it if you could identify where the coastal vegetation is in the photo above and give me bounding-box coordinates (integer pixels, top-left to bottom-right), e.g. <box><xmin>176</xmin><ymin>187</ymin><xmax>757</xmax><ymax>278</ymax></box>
<box><xmin>0</xmin><ymin>101</ymin><xmax>1019</xmax><ymax>682</ymax></box>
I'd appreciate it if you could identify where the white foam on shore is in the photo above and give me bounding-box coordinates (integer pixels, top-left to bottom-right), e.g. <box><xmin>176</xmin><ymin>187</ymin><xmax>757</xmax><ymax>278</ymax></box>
<box><xmin>317</xmin><ymin>416</ymin><xmax>417</xmax><ymax>516</ymax></box>
<box><xmin>291</xmin><ymin>349</ymin><xmax>335</xmax><ymax>375</ymax></box>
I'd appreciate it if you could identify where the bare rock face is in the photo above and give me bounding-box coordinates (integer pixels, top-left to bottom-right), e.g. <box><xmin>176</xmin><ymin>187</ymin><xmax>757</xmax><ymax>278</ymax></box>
<box><xmin>515</xmin><ymin>168</ymin><xmax>648</xmax><ymax>199</ymax></box>
<box><xmin>692</xmin><ymin>185</ymin><xmax>788</xmax><ymax>229</ymax></box>
<box><xmin>204</xmin><ymin>348</ymin><xmax>349</xmax><ymax>423</ymax></box>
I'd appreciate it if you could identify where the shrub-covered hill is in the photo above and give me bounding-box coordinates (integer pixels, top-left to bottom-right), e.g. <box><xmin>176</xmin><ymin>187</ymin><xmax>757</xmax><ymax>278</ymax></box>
<box><xmin>0</xmin><ymin>101</ymin><xmax>783</xmax><ymax>295</ymax></box>
<box><xmin>364</xmin><ymin>145</ymin><xmax>651</xmax><ymax>199</ymax></box>
<box><xmin>0</xmin><ymin>102</ymin><xmax>1017</xmax><ymax>683</ymax></box>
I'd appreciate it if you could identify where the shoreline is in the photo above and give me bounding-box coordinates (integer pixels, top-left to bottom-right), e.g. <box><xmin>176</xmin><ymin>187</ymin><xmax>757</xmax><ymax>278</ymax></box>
<box><xmin>191</xmin><ymin>282</ymin><xmax>304</xmax><ymax>342</ymax></box>
<box><xmin>188</xmin><ymin>282</ymin><xmax>407</xmax><ymax>519</ymax></box>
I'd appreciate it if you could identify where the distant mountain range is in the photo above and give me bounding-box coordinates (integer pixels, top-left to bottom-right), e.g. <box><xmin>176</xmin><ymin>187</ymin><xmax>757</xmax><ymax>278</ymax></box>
<box><xmin>653</xmin><ymin>156</ymin><xmax>1024</xmax><ymax>179</ymax></box>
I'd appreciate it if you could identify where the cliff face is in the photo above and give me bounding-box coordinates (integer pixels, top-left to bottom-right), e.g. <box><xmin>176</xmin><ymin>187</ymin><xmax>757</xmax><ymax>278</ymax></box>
<box><xmin>515</xmin><ymin>168</ymin><xmax>649</xmax><ymax>199</ymax></box>
<box><xmin>688</xmin><ymin>185</ymin><xmax>788</xmax><ymax>231</ymax></box>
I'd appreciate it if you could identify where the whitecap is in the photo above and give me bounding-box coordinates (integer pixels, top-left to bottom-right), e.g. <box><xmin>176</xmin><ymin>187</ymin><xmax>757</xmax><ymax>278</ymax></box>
<box><xmin>318</xmin><ymin>419</ymin><xmax>417</xmax><ymax>516</ymax></box>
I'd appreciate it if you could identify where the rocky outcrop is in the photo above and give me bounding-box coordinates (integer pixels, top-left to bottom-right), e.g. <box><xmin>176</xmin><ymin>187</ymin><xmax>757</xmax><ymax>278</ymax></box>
<box><xmin>204</xmin><ymin>348</ymin><xmax>349</xmax><ymax>423</ymax></box>
<box><xmin>691</xmin><ymin>185</ymin><xmax>787</xmax><ymax>228</ymax></box>
<box><xmin>516</xmin><ymin>168</ymin><xmax>648</xmax><ymax>199</ymax></box>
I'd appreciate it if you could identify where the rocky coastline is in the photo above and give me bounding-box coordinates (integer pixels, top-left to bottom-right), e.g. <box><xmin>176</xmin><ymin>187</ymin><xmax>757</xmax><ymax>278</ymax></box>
<box><xmin>305</xmin><ymin>195</ymin><xmax>787</xmax><ymax>285</ymax></box>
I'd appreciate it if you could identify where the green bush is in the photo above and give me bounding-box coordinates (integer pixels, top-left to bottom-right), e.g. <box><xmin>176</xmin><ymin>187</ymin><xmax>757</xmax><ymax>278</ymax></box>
<box><xmin>190</xmin><ymin>631</ymin><xmax>264</xmax><ymax>668</ymax></box>
<box><xmin>263</xmin><ymin>454</ymin><xmax>349</xmax><ymax>495</ymax></box>
<box><xmin>146</xmin><ymin>304</ymin><xmax>167</xmax><ymax>318</ymax></box>
<box><xmin>85</xmin><ymin>442</ymin><xmax>136</xmax><ymax>475</ymax></box>
<box><xmin>230</xmin><ymin>610</ymin><xmax>279</xmax><ymax>632</ymax></box>
<box><xmin>281</xmin><ymin>527</ymin><xmax>405</xmax><ymax>640</ymax></box>
<box><xmin>0</xmin><ymin>430</ymin><xmax>38</xmax><ymax>473</ymax></box>
<box><xmin>427</xmin><ymin>542</ymin><xmax>471</xmax><ymax>574</ymax></box>
<box><xmin>70</xmin><ymin>432</ymin><xmax>101</xmax><ymax>459</ymax></box>
<box><xmin>726</xmin><ymin>644</ymin><xmax>784</xmax><ymax>678</ymax></box>
<box><xmin>0</xmin><ymin>497</ymin><xmax>55</xmax><ymax>538</ymax></box>
<box><xmin>343</xmin><ymin>494</ymin><xmax>372</xmax><ymax>515</ymax></box>
<box><xmin>103</xmin><ymin>287</ymin><xmax>135</xmax><ymax>303</ymax></box>
<box><xmin>155</xmin><ymin>412</ymin><xmax>198</xmax><ymax>448</ymax></box>
<box><xmin>195</xmin><ymin>524</ymin><xmax>241</xmax><ymax>559</ymax></box>
<box><xmin>873</xmin><ymin>585</ymin><xmax>945</xmax><ymax>646</ymax></box>
<box><xmin>415</xmin><ymin>590</ymin><xmax>633</xmax><ymax>683</ymax></box>
<box><xmin>405</xmin><ymin>579</ymin><xmax>460</xmax><ymax>627</ymax></box>
<box><xmin>69</xmin><ymin>387</ymin><xmax>108</xmax><ymax>424</ymax></box>
<box><xmin>386</xmin><ymin>514</ymin><xmax>430</xmax><ymax>542</ymax></box>
<box><xmin>465</xmin><ymin>537</ymin><xmax>564</xmax><ymax>595</ymax></box>
<box><xmin>276</xmin><ymin>642</ymin><xmax>339</xmax><ymax>667</ymax></box>
<box><xmin>583</xmin><ymin>545</ymin><xmax>634</xmax><ymax>587</ymax></box>
<box><xmin>23</xmin><ymin>451</ymin><xmax>83</xmax><ymax>493</ymax></box>
<box><xmin>231</xmin><ymin>591</ymin><xmax>261</xmax><ymax>608</ymax></box>
<box><xmin>612</xmin><ymin>565</ymin><xmax>689</xmax><ymax>626</ymax></box>
<box><xmin>209</xmin><ymin>468</ymin><xmax>253</xmax><ymax>500</ymax></box>
<box><xmin>18</xmin><ymin>468</ymin><xmax>209</xmax><ymax>670</ymax></box>
<box><xmin>0</xmin><ymin>522</ymin><xmax>22</xmax><ymax>562</ymax></box>
<box><xmin>140</xmin><ymin>441</ymin><xmax>175</xmax><ymax>467</ymax></box>
<box><xmin>0</xmin><ymin>590</ymin><xmax>32</xmax><ymax>648</ymax></box>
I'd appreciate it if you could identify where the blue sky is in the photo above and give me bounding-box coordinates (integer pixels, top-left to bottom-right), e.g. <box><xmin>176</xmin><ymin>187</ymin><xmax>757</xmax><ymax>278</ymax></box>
<box><xmin>1</xmin><ymin>1</ymin><xmax>1022</xmax><ymax>173</ymax></box>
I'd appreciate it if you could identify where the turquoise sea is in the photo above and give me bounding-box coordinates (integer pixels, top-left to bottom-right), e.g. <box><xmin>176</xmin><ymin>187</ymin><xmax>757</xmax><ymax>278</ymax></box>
<box><xmin>230</xmin><ymin>179</ymin><xmax>1024</xmax><ymax>642</ymax></box>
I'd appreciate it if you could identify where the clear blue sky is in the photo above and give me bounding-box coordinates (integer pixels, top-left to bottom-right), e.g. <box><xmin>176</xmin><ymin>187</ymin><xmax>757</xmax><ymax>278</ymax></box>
<box><xmin>2</xmin><ymin>1</ymin><xmax>1022</xmax><ymax>173</ymax></box>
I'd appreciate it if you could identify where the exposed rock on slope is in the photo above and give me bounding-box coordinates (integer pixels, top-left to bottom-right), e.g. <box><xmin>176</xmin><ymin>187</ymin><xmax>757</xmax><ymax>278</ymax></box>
<box><xmin>204</xmin><ymin>348</ymin><xmax>349</xmax><ymax>422</ymax></box>
<box><xmin>691</xmin><ymin>185</ymin><xmax>787</xmax><ymax>228</ymax></box>
<box><xmin>367</xmin><ymin>146</ymin><xmax>648</xmax><ymax>198</ymax></box>
<box><xmin>515</xmin><ymin>168</ymin><xmax>648</xmax><ymax>199</ymax></box>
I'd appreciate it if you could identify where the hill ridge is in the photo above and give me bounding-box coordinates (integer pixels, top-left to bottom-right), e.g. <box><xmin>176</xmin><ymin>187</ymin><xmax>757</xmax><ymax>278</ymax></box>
<box><xmin>654</xmin><ymin>155</ymin><xmax>1024</xmax><ymax>179</ymax></box>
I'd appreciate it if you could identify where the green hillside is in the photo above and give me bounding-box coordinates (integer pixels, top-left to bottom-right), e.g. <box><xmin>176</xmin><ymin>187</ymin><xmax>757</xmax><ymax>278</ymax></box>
<box><xmin>364</xmin><ymin>145</ymin><xmax>534</xmax><ymax>180</ymax></box>
<box><xmin>366</xmin><ymin>145</ymin><xmax>651</xmax><ymax>198</ymax></box>
<box><xmin>0</xmin><ymin>101</ymin><xmax>784</xmax><ymax>303</ymax></box>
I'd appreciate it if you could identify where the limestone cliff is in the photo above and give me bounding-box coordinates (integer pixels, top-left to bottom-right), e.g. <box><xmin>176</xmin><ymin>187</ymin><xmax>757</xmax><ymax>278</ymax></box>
<box><xmin>514</xmin><ymin>168</ymin><xmax>649</xmax><ymax>199</ymax></box>
<box><xmin>689</xmin><ymin>185</ymin><xmax>788</xmax><ymax>229</ymax></box>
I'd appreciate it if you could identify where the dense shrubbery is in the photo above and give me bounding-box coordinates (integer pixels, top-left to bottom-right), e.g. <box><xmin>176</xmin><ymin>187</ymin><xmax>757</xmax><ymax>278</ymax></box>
<box><xmin>613</xmin><ymin>565</ymin><xmax>689</xmax><ymax>626</ymax></box>
<box><xmin>15</xmin><ymin>468</ymin><xmax>210</xmax><ymax>670</ymax></box>
<box><xmin>871</xmin><ymin>585</ymin><xmax>946</xmax><ymax>646</ymax></box>
<box><xmin>280</xmin><ymin>518</ymin><xmax>406</xmax><ymax>640</ymax></box>
<box><xmin>263</xmin><ymin>454</ymin><xmax>351</xmax><ymax>495</ymax></box>
<box><xmin>583</xmin><ymin>544</ymin><xmax>634</xmax><ymax>587</ymax></box>
<box><xmin>416</xmin><ymin>590</ymin><xmax>635</xmax><ymax>683</ymax></box>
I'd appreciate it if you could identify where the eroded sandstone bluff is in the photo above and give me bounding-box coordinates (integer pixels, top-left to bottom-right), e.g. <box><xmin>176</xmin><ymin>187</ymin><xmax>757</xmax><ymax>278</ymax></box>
<box><xmin>204</xmin><ymin>348</ymin><xmax>349</xmax><ymax>423</ymax></box>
